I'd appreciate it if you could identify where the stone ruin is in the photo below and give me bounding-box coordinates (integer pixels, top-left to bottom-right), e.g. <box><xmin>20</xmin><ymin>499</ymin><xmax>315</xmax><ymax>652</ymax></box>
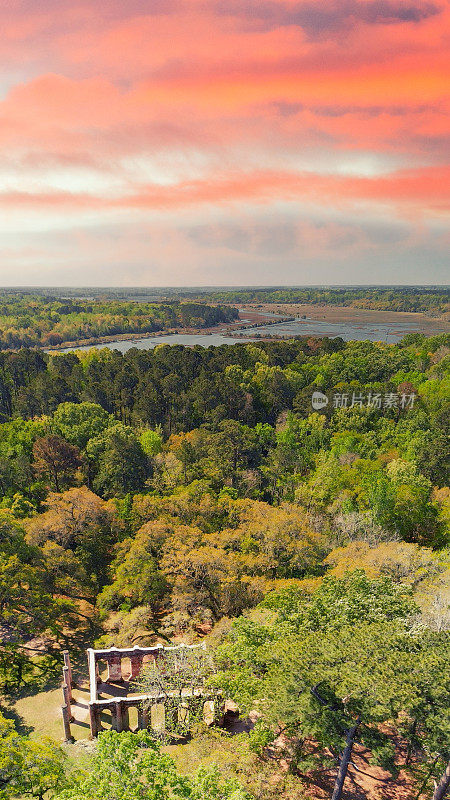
<box><xmin>61</xmin><ymin>643</ymin><xmax>219</xmax><ymax>741</ymax></box>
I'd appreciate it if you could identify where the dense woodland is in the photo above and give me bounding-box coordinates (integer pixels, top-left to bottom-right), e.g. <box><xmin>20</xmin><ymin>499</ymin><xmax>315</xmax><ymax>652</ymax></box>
<box><xmin>0</xmin><ymin>332</ymin><xmax>449</xmax><ymax>799</ymax></box>
<box><xmin>194</xmin><ymin>287</ymin><xmax>450</xmax><ymax>314</ymax></box>
<box><xmin>0</xmin><ymin>295</ymin><xmax>237</xmax><ymax>349</ymax></box>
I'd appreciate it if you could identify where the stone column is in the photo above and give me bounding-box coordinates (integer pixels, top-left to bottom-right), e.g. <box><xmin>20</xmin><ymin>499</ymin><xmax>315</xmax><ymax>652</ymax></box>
<box><xmin>112</xmin><ymin>700</ymin><xmax>128</xmax><ymax>732</ymax></box>
<box><xmin>178</xmin><ymin>701</ymin><xmax>189</xmax><ymax>728</ymax></box>
<box><xmin>152</xmin><ymin>644</ymin><xmax>164</xmax><ymax>664</ymax></box>
<box><xmin>150</xmin><ymin>702</ymin><xmax>165</xmax><ymax>734</ymax></box>
<box><xmin>121</xmin><ymin>701</ymin><xmax>130</xmax><ymax>732</ymax></box>
<box><xmin>63</xmin><ymin>666</ymin><xmax>72</xmax><ymax>703</ymax></box>
<box><xmin>138</xmin><ymin>703</ymin><xmax>149</xmax><ymax>730</ymax></box>
<box><xmin>63</xmin><ymin>650</ymin><xmax>73</xmax><ymax>687</ymax></box>
<box><xmin>203</xmin><ymin>699</ymin><xmax>215</xmax><ymax>726</ymax></box>
<box><xmin>107</xmin><ymin>652</ymin><xmax>123</xmax><ymax>682</ymax></box>
<box><xmin>128</xmin><ymin>653</ymin><xmax>143</xmax><ymax>681</ymax></box>
<box><xmin>62</xmin><ymin>682</ymin><xmax>74</xmax><ymax>721</ymax></box>
<box><xmin>164</xmin><ymin>699</ymin><xmax>178</xmax><ymax>733</ymax></box>
<box><xmin>88</xmin><ymin>703</ymin><xmax>100</xmax><ymax>738</ymax></box>
<box><xmin>110</xmin><ymin>702</ymin><xmax>120</xmax><ymax>732</ymax></box>
<box><xmin>61</xmin><ymin>704</ymin><xmax>73</xmax><ymax>742</ymax></box>
<box><xmin>87</xmin><ymin>649</ymin><xmax>99</xmax><ymax>703</ymax></box>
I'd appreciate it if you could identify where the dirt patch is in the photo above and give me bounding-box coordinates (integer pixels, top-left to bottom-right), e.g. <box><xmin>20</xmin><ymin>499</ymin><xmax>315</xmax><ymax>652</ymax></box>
<box><xmin>305</xmin><ymin>743</ymin><xmax>419</xmax><ymax>800</ymax></box>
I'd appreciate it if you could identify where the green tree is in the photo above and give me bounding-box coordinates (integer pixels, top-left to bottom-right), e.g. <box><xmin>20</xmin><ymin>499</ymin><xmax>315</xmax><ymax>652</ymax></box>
<box><xmin>0</xmin><ymin>512</ymin><xmax>76</xmax><ymax>690</ymax></box>
<box><xmin>262</xmin><ymin>571</ymin><xmax>418</xmax><ymax>630</ymax></box>
<box><xmin>52</xmin><ymin>402</ymin><xmax>112</xmax><ymax>450</ymax></box>
<box><xmin>97</xmin><ymin>521</ymin><xmax>169</xmax><ymax>614</ymax></box>
<box><xmin>414</xmin><ymin>403</ymin><xmax>450</xmax><ymax>487</ymax></box>
<box><xmin>215</xmin><ymin>573</ymin><xmax>448</xmax><ymax>799</ymax></box>
<box><xmin>0</xmin><ymin>712</ymin><xmax>67</xmax><ymax>800</ymax></box>
<box><xmin>263</xmin><ymin>412</ymin><xmax>327</xmax><ymax>501</ymax></box>
<box><xmin>0</xmin><ymin>418</ymin><xmax>45</xmax><ymax>496</ymax></box>
<box><xmin>57</xmin><ymin>730</ymin><xmax>250</xmax><ymax>800</ymax></box>
<box><xmin>26</xmin><ymin>486</ymin><xmax>117</xmax><ymax>591</ymax></box>
<box><xmin>86</xmin><ymin>423</ymin><xmax>149</xmax><ymax>497</ymax></box>
<box><xmin>140</xmin><ymin>428</ymin><xmax>163</xmax><ymax>457</ymax></box>
<box><xmin>369</xmin><ymin>460</ymin><xmax>442</xmax><ymax>546</ymax></box>
<box><xmin>207</xmin><ymin>421</ymin><xmax>260</xmax><ymax>490</ymax></box>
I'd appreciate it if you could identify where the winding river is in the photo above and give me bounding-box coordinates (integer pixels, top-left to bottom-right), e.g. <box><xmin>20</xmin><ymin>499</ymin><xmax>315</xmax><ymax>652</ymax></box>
<box><xmin>56</xmin><ymin>315</ymin><xmax>425</xmax><ymax>353</ymax></box>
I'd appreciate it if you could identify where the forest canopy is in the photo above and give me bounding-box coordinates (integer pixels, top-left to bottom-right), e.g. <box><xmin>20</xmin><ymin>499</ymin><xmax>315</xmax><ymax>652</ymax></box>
<box><xmin>0</xmin><ymin>330</ymin><xmax>448</xmax><ymax>800</ymax></box>
<box><xmin>0</xmin><ymin>294</ymin><xmax>238</xmax><ymax>349</ymax></box>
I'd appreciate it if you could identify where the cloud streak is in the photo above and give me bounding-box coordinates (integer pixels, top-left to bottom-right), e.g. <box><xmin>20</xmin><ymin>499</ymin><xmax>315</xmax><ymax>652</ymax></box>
<box><xmin>1</xmin><ymin>165</ymin><xmax>448</xmax><ymax>217</ymax></box>
<box><xmin>215</xmin><ymin>0</ymin><xmax>442</xmax><ymax>36</ymax></box>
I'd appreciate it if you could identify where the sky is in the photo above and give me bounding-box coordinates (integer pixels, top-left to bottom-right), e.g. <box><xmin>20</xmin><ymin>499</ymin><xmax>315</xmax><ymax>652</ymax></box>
<box><xmin>0</xmin><ymin>0</ymin><xmax>449</xmax><ymax>286</ymax></box>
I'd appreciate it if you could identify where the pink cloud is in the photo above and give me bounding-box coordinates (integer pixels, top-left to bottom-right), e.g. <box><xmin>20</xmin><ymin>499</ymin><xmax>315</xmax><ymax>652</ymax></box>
<box><xmin>0</xmin><ymin>165</ymin><xmax>448</xmax><ymax>218</ymax></box>
<box><xmin>0</xmin><ymin>0</ymin><xmax>448</xmax><ymax>282</ymax></box>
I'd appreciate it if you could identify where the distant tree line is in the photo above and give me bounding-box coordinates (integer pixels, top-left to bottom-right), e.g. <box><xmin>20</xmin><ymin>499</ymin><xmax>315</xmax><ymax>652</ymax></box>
<box><xmin>0</xmin><ymin>294</ymin><xmax>238</xmax><ymax>349</ymax></box>
<box><xmin>191</xmin><ymin>287</ymin><xmax>450</xmax><ymax>313</ymax></box>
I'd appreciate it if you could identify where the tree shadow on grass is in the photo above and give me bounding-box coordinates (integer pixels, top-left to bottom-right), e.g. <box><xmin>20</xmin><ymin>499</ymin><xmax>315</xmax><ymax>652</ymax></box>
<box><xmin>1</xmin><ymin>675</ymin><xmax>61</xmax><ymax>703</ymax></box>
<box><xmin>0</xmin><ymin>702</ymin><xmax>33</xmax><ymax>736</ymax></box>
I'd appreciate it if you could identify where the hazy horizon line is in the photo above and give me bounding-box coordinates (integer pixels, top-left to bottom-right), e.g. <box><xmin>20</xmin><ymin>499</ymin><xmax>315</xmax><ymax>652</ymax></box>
<box><xmin>0</xmin><ymin>284</ymin><xmax>448</xmax><ymax>291</ymax></box>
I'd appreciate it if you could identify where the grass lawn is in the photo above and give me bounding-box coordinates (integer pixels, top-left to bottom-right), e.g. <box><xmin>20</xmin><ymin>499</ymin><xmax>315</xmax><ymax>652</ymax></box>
<box><xmin>1</xmin><ymin>682</ymin><xmax>92</xmax><ymax>743</ymax></box>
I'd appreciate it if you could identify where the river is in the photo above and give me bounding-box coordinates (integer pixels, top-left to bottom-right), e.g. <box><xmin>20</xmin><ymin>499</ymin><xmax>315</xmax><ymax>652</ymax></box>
<box><xmin>55</xmin><ymin>315</ymin><xmax>426</xmax><ymax>353</ymax></box>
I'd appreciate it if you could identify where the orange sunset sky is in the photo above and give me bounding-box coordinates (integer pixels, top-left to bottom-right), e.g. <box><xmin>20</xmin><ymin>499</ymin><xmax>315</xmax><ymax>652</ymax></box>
<box><xmin>0</xmin><ymin>0</ymin><xmax>449</xmax><ymax>285</ymax></box>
